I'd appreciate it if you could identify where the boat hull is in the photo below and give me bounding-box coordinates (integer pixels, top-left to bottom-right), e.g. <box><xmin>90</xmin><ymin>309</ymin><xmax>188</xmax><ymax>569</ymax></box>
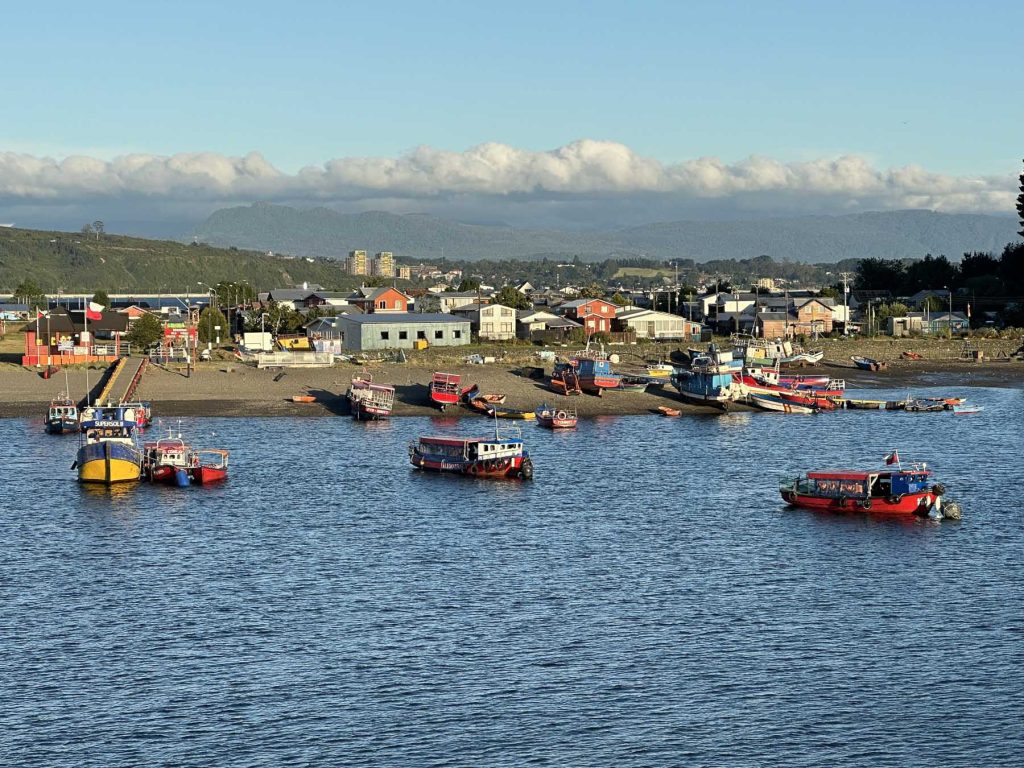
<box><xmin>410</xmin><ymin>452</ymin><xmax>533</xmax><ymax>479</ymax></box>
<box><xmin>46</xmin><ymin>419</ymin><xmax>79</xmax><ymax>435</ymax></box>
<box><xmin>193</xmin><ymin>465</ymin><xmax>228</xmax><ymax>484</ymax></box>
<box><xmin>77</xmin><ymin>442</ymin><xmax>142</xmax><ymax>484</ymax></box>
<box><xmin>350</xmin><ymin>399</ymin><xmax>393</xmax><ymax>420</ymax></box>
<box><xmin>780</xmin><ymin>489</ymin><xmax>935</xmax><ymax>515</ymax></box>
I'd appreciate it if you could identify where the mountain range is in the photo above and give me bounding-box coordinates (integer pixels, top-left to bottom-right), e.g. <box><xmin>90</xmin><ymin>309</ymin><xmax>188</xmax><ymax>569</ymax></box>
<box><xmin>193</xmin><ymin>203</ymin><xmax>1020</xmax><ymax>263</ymax></box>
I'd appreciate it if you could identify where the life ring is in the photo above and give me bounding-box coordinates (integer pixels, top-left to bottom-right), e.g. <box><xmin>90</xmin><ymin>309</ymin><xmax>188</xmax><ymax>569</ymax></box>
<box><xmin>861</xmin><ymin>498</ymin><xmax>872</xmax><ymax>510</ymax></box>
<box><xmin>556</xmin><ymin>410</ymin><xmax>567</xmax><ymax>420</ymax></box>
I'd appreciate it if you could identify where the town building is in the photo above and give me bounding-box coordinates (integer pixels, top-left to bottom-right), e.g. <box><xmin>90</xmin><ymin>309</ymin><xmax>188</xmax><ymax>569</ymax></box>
<box><xmin>516</xmin><ymin>310</ymin><xmax>583</xmax><ymax>342</ymax></box>
<box><xmin>556</xmin><ymin>298</ymin><xmax>618</xmax><ymax>335</ymax></box>
<box><xmin>373</xmin><ymin>251</ymin><xmax>395</xmax><ymax>277</ymax></box>
<box><xmin>888</xmin><ymin>311</ymin><xmax>969</xmax><ymax>336</ymax></box>
<box><xmin>397</xmin><ymin>266</ymin><xmax>412</xmax><ymax>280</ymax></box>
<box><xmin>449</xmin><ymin>302</ymin><xmax>517</xmax><ymax>341</ymax></box>
<box><xmin>346</xmin><ymin>286</ymin><xmax>411</xmax><ymax>314</ymax></box>
<box><xmin>335</xmin><ymin>313</ymin><xmax>471</xmax><ymax>351</ymax></box>
<box><xmin>613</xmin><ymin>308</ymin><xmax>702</xmax><ymax>341</ymax></box>
<box><xmin>347</xmin><ymin>250</ymin><xmax>369</xmax><ymax>275</ymax></box>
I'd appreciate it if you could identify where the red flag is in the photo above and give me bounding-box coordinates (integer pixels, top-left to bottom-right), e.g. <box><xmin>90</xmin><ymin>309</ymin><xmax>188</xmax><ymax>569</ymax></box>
<box><xmin>85</xmin><ymin>301</ymin><xmax>103</xmax><ymax>321</ymax></box>
<box><xmin>37</xmin><ymin>310</ymin><xmax>45</xmax><ymax>319</ymax></box>
<box><xmin>885</xmin><ymin>451</ymin><xmax>900</xmax><ymax>465</ymax></box>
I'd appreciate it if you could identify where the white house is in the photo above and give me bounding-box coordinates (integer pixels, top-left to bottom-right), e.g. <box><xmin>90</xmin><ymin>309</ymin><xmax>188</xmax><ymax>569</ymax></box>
<box><xmin>450</xmin><ymin>302</ymin><xmax>517</xmax><ymax>341</ymax></box>
<box><xmin>613</xmin><ymin>308</ymin><xmax>700</xmax><ymax>340</ymax></box>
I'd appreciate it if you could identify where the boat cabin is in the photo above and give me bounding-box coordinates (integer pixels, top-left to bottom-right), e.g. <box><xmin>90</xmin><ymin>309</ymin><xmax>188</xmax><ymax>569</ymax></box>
<box><xmin>417</xmin><ymin>436</ymin><xmax>523</xmax><ymax>461</ymax></box>
<box><xmin>802</xmin><ymin>469</ymin><xmax>933</xmax><ymax>499</ymax></box>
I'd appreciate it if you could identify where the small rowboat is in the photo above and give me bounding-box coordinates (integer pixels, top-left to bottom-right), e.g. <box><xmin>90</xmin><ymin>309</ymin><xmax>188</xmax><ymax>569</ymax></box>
<box><xmin>851</xmin><ymin>355</ymin><xmax>887</xmax><ymax>371</ymax></box>
<box><xmin>657</xmin><ymin>406</ymin><xmax>682</xmax><ymax>417</ymax></box>
<box><xmin>535</xmin><ymin>403</ymin><xmax>578</xmax><ymax>429</ymax></box>
<box><xmin>291</xmin><ymin>395</ymin><xmax>317</xmax><ymax>403</ymax></box>
<box><xmin>747</xmin><ymin>393</ymin><xmax>817</xmax><ymax>414</ymax></box>
<box><xmin>645</xmin><ymin>363</ymin><xmax>676</xmax><ymax>378</ymax></box>
<box><xmin>901</xmin><ymin>351</ymin><xmax>923</xmax><ymax>360</ymax></box>
<box><xmin>952</xmin><ymin>404</ymin><xmax>984</xmax><ymax>415</ymax></box>
<box><xmin>616</xmin><ymin>376</ymin><xmax>649</xmax><ymax>393</ymax></box>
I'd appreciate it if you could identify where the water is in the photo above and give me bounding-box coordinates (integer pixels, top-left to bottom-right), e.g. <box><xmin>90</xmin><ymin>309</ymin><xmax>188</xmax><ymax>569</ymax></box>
<box><xmin>2</xmin><ymin>386</ymin><xmax>1023</xmax><ymax>767</ymax></box>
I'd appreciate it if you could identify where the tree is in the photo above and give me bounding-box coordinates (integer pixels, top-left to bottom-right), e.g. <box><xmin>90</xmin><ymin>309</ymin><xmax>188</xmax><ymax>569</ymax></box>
<box><xmin>1017</xmin><ymin>157</ymin><xmax>1024</xmax><ymax>237</ymax></box>
<box><xmin>921</xmin><ymin>296</ymin><xmax>945</xmax><ymax>312</ymax></box>
<box><xmin>91</xmin><ymin>290</ymin><xmax>110</xmax><ymax>308</ymax></box>
<box><xmin>579</xmin><ymin>282</ymin><xmax>606</xmax><ymax>298</ymax></box>
<box><xmin>197</xmin><ymin>306</ymin><xmax>228</xmax><ymax>344</ymax></box>
<box><xmin>457</xmin><ymin>277</ymin><xmax>481</xmax><ymax>292</ymax></box>
<box><xmin>856</xmin><ymin>258</ymin><xmax>907</xmax><ymax>293</ymax></box>
<box><xmin>92</xmin><ymin>220</ymin><xmax>105</xmax><ymax>240</ymax></box>
<box><xmin>818</xmin><ymin>286</ymin><xmax>840</xmax><ymax>299</ymax></box>
<box><xmin>81</xmin><ymin>223</ymin><xmax>93</xmax><ymax>236</ymax></box>
<box><xmin>493</xmin><ymin>285</ymin><xmax>532</xmax><ymax>310</ymax></box>
<box><xmin>904</xmin><ymin>254</ymin><xmax>958</xmax><ymax>293</ymax></box>
<box><xmin>126</xmin><ymin>313</ymin><xmax>163</xmax><ymax>349</ymax></box>
<box><xmin>609</xmin><ymin>292</ymin><xmax>630</xmax><ymax>306</ymax></box>
<box><xmin>13</xmin><ymin>279</ymin><xmax>46</xmax><ymax>309</ymax></box>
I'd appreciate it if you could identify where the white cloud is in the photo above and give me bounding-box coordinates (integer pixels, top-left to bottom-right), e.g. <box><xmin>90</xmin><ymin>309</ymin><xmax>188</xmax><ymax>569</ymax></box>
<box><xmin>0</xmin><ymin>140</ymin><xmax>1016</xmax><ymax>218</ymax></box>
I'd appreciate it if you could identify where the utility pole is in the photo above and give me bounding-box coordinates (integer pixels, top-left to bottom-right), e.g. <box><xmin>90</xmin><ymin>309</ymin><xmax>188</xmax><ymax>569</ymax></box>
<box><xmin>839</xmin><ymin>271</ymin><xmax>855</xmax><ymax>336</ymax></box>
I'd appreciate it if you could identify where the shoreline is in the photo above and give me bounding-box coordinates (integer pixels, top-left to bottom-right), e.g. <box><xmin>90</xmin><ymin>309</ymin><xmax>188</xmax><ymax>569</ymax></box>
<box><xmin>4</xmin><ymin>354</ymin><xmax>1022</xmax><ymax>419</ymax></box>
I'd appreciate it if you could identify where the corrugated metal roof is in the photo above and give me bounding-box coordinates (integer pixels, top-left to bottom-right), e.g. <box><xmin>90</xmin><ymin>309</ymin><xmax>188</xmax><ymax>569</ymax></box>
<box><xmin>340</xmin><ymin>312</ymin><xmax>468</xmax><ymax>324</ymax></box>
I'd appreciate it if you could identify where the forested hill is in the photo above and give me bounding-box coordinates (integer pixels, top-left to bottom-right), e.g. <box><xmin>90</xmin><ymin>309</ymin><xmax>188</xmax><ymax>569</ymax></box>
<box><xmin>194</xmin><ymin>204</ymin><xmax>1019</xmax><ymax>263</ymax></box>
<box><xmin>0</xmin><ymin>226</ymin><xmax>352</xmax><ymax>293</ymax></box>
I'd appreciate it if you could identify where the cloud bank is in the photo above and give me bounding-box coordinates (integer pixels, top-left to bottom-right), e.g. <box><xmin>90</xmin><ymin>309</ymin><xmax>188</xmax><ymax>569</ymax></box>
<box><xmin>0</xmin><ymin>140</ymin><xmax>1016</xmax><ymax>232</ymax></box>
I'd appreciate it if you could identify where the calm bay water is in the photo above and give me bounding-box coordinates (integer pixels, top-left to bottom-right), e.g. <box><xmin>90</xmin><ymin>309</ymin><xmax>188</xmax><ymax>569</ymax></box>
<box><xmin>2</xmin><ymin>386</ymin><xmax>1023</xmax><ymax>767</ymax></box>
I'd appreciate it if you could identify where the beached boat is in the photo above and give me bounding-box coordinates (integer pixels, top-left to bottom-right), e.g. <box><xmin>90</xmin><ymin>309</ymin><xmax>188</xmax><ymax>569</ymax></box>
<box><xmin>292</xmin><ymin>395</ymin><xmax>317</xmax><ymax>403</ymax></box>
<box><xmin>657</xmin><ymin>406</ymin><xmax>682</xmax><ymax>417</ymax></box>
<box><xmin>74</xmin><ymin>405</ymin><xmax>144</xmax><ymax>484</ymax></box>
<box><xmin>550</xmin><ymin>361</ymin><xmax>582</xmax><ymax>396</ymax></box>
<box><xmin>778</xmin><ymin>390</ymin><xmax>840</xmax><ymax>410</ymax></box>
<box><xmin>672</xmin><ymin>347</ymin><xmax>738</xmax><ymax>410</ymax></box>
<box><xmin>747</xmin><ymin>393</ymin><xmax>817</xmax><ymax>414</ymax></box>
<box><xmin>851</xmin><ymin>355</ymin><xmax>887</xmax><ymax>371</ymax></box>
<box><xmin>485</xmin><ymin>404</ymin><xmax>536</xmax><ymax>420</ymax></box>
<box><xmin>615</xmin><ymin>376</ymin><xmax>649</xmax><ymax>393</ymax></box>
<box><xmin>461</xmin><ymin>385</ymin><xmax>506</xmax><ymax>405</ymax></box>
<box><xmin>577</xmin><ymin>358</ymin><xmax>621</xmax><ymax>393</ymax></box>
<box><xmin>428</xmin><ymin>372</ymin><xmax>462</xmax><ymax>411</ymax></box>
<box><xmin>780</xmin><ymin>349</ymin><xmax>824</xmax><ymax>368</ymax></box>
<box><xmin>644</xmin><ymin>363</ymin><xmax>676</xmax><ymax>378</ymax></box>
<box><xmin>733</xmin><ymin>372</ymin><xmax>845</xmax><ymax>400</ymax></box>
<box><xmin>901</xmin><ymin>351</ymin><xmax>924</xmax><ymax>360</ymax></box>
<box><xmin>409</xmin><ymin>424</ymin><xmax>534</xmax><ymax>479</ymax></box>
<box><xmin>45</xmin><ymin>394</ymin><xmax>79</xmax><ymax>434</ymax></box>
<box><xmin>347</xmin><ymin>374</ymin><xmax>395</xmax><ymax>420</ymax></box>
<box><xmin>535</xmin><ymin>403</ymin><xmax>578</xmax><ymax>429</ymax></box>
<box><xmin>779</xmin><ymin>454</ymin><xmax>960</xmax><ymax>519</ymax></box>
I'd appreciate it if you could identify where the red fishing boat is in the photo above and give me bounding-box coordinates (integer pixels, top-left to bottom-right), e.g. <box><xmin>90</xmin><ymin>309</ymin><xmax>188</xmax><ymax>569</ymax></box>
<box><xmin>428</xmin><ymin>372</ymin><xmax>462</xmax><ymax>411</ymax></box>
<box><xmin>778</xmin><ymin>390</ymin><xmax>841</xmax><ymax>410</ymax></box>
<box><xmin>534</xmin><ymin>403</ymin><xmax>577</xmax><ymax>429</ymax></box>
<box><xmin>347</xmin><ymin>373</ymin><xmax>395</xmax><ymax>420</ymax></box>
<box><xmin>408</xmin><ymin>424</ymin><xmax>533</xmax><ymax>479</ymax></box>
<box><xmin>779</xmin><ymin>452</ymin><xmax>960</xmax><ymax>519</ymax></box>
<box><xmin>734</xmin><ymin>371</ymin><xmax>844</xmax><ymax>399</ymax></box>
<box><xmin>143</xmin><ymin>434</ymin><xmax>229</xmax><ymax>487</ymax></box>
<box><xmin>192</xmin><ymin>449</ymin><xmax>229</xmax><ymax>484</ymax></box>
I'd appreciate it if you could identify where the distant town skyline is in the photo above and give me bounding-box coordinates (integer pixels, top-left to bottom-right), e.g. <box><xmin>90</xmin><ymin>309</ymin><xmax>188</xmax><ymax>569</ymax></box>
<box><xmin>2</xmin><ymin>1</ymin><xmax>1022</xmax><ymax>233</ymax></box>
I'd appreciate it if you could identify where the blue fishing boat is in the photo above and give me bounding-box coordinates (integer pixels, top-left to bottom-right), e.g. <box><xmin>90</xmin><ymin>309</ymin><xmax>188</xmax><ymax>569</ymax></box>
<box><xmin>575</xmin><ymin>358</ymin><xmax>621</xmax><ymax>393</ymax></box>
<box><xmin>672</xmin><ymin>347</ymin><xmax>738</xmax><ymax>410</ymax></box>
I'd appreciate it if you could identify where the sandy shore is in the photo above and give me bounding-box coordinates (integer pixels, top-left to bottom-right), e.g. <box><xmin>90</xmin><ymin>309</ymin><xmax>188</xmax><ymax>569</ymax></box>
<box><xmin>3</xmin><ymin>347</ymin><xmax>1022</xmax><ymax>419</ymax></box>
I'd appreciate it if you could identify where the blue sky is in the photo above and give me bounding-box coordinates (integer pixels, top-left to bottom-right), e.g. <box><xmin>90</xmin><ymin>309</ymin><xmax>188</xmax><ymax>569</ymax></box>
<box><xmin>1</xmin><ymin>0</ymin><xmax>1021</xmax><ymax>231</ymax></box>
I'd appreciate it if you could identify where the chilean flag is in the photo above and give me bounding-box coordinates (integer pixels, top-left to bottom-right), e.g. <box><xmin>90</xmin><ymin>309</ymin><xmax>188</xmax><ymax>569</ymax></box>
<box><xmin>885</xmin><ymin>450</ymin><xmax>900</xmax><ymax>466</ymax></box>
<box><xmin>85</xmin><ymin>301</ymin><xmax>104</xmax><ymax>321</ymax></box>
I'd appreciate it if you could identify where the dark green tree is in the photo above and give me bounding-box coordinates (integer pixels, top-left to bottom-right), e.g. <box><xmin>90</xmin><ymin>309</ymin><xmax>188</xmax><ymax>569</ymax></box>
<box><xmin>609</xmin><ymin>291</ymin><xmax>630</xmax><ymax>306</ymax></box>
<box><xmin>197</xmin><ymin>306</ymin><xmax>228</xmax><ymax>344</ymax></box>
<box><xmin>1017</xmin><ymin>157</ymin><xmax>1024</xmax><ymax>237</ymax></box>
<box><xmin>904</xmin><ymin>254</ymin><xmax>958</xmax><ymax>293</ymax></box>
<box><xmin>126</xmin><ymin>313</ymin><xmax>163</xmax><ymax>349</ymax></box>
<box><xmin>91</xmin><ymin>289</ymin><xmax>110</xmax><ymax>308</ymax></box>
<box><xmin>457</xmin><ymin>277</ymin><xmax>481</xmax><ymax>292</ymax></box>
<box><xmin>13</xmin><ymin>279</ymin><xmax>46</xmax><ymax>309</ymax></box>
<box><xmin>855</xmin><ymin>258</ymin><xmax>907</xmax><ymax>293</ymax></box>
<box><xmin>493</xmin><ymin>285</ymin><xmax>532</xmax><ymax>310</ymax></box>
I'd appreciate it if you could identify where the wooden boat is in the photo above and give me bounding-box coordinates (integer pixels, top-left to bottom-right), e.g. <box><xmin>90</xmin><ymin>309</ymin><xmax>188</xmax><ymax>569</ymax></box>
<box><xmin>292</xmin><ymin>395</ymin><xmax>317</xmax><ymax>403</ymax></box>
<box><xmin>952</xmin><ymin>404</ymin><xmax>984</xmax><ymax>415</ymax></box>
<box><xmin>347</xmin><ymin>374</ymin><xmax>395</xmax><ymax>420</ymax></box>
<box><xmin>904</xmin><ymin>399</ymin><xmax>952</xmax><ymax>412</ymax></box>
<box><xmin>778</xmin><ymin>390</ymin><xmax>840</xmax><ymax>410</ymax></box>
<box><xmin>901</xmin><ymin>351</ymin><xmax>924</xmax><ymax>360</ymax></box>
<box><xmin>74</xmin><ymin>405</ymin><xmax>143</xmax><ymax>484</ymax></box>
<box><xmin>535</xmin><ymin>403</ymin><xmax>578</xmax><ymax>429</ymax></box>
<box><xmin>45</xmin><ymin>394</ymin><xmax>79</xmax><ymax>434</ymax></box>
<box><xmin>657</xmin><ymin>406</ymin><xmax>682</xmax><ymax>417</ymax></box>
<box><xmin>577</xmin><ymin>358</ymin><xmax>621</xmax><ymax>392</ymax></box>
<box><xmin>615</xmin><ymin>376</ymin><xmax>649</xmax><ymax>393</ymax></box>
<box><xmin>673</xmin><ymin>347</ymin><xmax>738</xmax><ymax>410</ymax></box>
<box><xmin>851</xmin><ymin>355</ymin><xmax>887</xmax><ymax>371</ymax></box>
<box><xmin>485</xmin><ymin>404</ymin><xmax>536</xmax><ymax>420</ymax></box>
<box><xmin>644</xmin><ymin>363</ymin><xmax>675</xmax><ymax>378</ymax></box>
<box><xmin>780</xmin><ymin>349</ymin><xmax>824</xmax><ymax>367</ymax></box>
<box><xmin>462</xmin><ymin>385</ymin><xmax>507</xmax><ymax>405</ymax></box>
<box><xmin>550</xmin><ymin>362</ymin><xmax>582</xmax><ymax>396</ymax></box>
<box><xmin>780</xmin><ymin>455</ymin><xmax>959</xmax><ymax>519</ymax></box>
<box><xmin>844</xmin><ymin>398</ymin><xmax>887</xmax><ymax>410</ymax></box>
<box><xmin>428</xmin><ymin>372</ymin><xmax>462</xmax><ymax>411</ymax></box>
<box><xmin>143</xmin><ymin>434</ymin><xmax>229</xmax><ymax>486</ymax></box>
<box><xmin>409</xmin><ymin>425</ymin><xmax>534</xmax><ymax>479</ymax></box>
<box><xmin>747</xmin><ymin>393</ymin><xmax>817</xmax><ymax>414</ymax></box>
<box><xmin>734</xmin><ymin>372</ymin><xmax>844</xmax><ymax>399</ymax></box>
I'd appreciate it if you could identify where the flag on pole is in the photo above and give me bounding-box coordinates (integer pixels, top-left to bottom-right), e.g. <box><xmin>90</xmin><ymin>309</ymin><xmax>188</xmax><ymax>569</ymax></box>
<box><xmin>85</xmin><ymin>301</ymin><xmax>103</xmax><ymax>321</ymax></box>
<box><xmin>885</xmin><ymin>450</ymin><xmax>900</xmax><ymax>466</ymax></box>
<box><xmin>967</xmin><ymin>302</ymin><xmax>971</xmax><ymax>319</ymax></box>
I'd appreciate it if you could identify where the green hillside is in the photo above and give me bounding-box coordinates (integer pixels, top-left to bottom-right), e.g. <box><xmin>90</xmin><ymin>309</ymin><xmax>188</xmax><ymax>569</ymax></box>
<box><xmin>0</xmin><ymin>226</ymin><xmax>358</xmax><ymax>293</ymax></box>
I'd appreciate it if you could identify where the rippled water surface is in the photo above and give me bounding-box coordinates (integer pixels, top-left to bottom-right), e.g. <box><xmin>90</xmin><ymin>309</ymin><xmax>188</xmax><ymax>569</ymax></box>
<box><xmin>2</xmin><ymin>386</ymin><xmax>1023</xmax><ymax>767</ymax></box>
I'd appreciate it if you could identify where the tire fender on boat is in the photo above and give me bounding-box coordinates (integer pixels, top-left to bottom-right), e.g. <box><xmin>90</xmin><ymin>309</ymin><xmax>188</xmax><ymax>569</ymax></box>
<box><xmin>861</xmin><ymin>499</ymin><xmax>872</xmax><ymax>510</ymax></box>
<box><xmin>556</xmin><ymin>410</ymin><xmax>567</xmax><ymax>420</ymax></box>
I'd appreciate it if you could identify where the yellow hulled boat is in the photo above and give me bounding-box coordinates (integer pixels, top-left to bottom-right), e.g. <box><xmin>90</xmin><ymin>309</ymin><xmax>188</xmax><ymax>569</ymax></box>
<box><xmin>75</xmin><ymin>406</ymin><xmax>143</xmax><ymax>484</ymax></box>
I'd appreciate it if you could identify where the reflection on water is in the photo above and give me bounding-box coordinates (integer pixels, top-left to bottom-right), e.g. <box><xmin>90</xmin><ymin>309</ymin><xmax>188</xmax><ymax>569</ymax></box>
<box><xmin>1</xmin><ymin>384</ymin><xmax>1022</xmax><ymax>767</ymax></box>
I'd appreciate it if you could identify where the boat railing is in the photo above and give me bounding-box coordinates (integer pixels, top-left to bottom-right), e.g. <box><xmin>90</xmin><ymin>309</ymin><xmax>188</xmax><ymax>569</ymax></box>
<box><xmin>827</xmin><ymin>379</ymin><xmax>846</xmax><ymax>391</ymax></box>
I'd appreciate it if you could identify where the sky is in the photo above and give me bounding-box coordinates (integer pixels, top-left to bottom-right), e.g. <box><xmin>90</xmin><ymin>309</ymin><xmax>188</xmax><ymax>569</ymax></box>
<box><xmin>1</xmin><ymin>0</ymin><xmax>1022</xmax><ymax>234</ymax></box>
